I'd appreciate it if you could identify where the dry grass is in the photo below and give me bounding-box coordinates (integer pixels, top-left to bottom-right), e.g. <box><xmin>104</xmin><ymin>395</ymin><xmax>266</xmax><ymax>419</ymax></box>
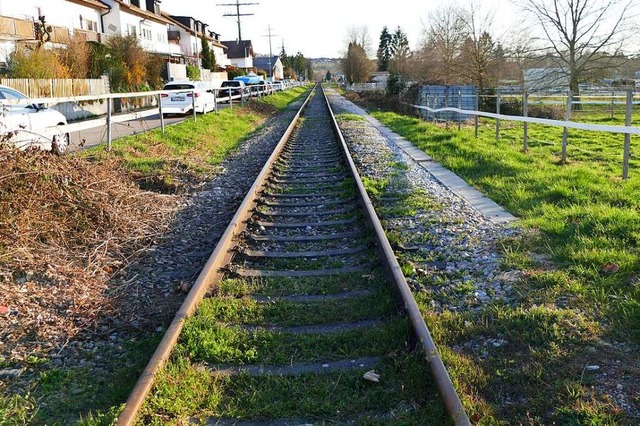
<box><xmin>0</xmin><ymin>145</ymin><xmax>175</xmax><ymax>363</ymax></box>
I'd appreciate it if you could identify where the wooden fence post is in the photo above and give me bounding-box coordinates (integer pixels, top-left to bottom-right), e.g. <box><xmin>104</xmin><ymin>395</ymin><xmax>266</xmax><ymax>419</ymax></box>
<box><xmin>561</xmin><ymin>90</ymin><xmax>572</xmax><ymax>164</ymax></box>
<box><xmin>106</xmin><ymin>97</ymin><xmax>112</xmax><ymax>152</ymax></box>
<box><xmin>158</xmin><ymin>94</ymin><xmax>165</xmax><ymax>133</ymax></box>
<box><xmin>611</xmin><ymin>90</ymin><xmax>615</xmax><ymax>120</ymax></box>
<box><xmin>445</xmin><ymin>90</ymin><xmax>450</xmax><ymax>126</ymax></box>
<box><xmin>523</xmin><ymin>91</ymin><xmax>529</xmax><ymax>152</ymax></box>
<box><xmin>495</xmin><ymin>92</ymin><xmax>501</xmax><ymax>142</ymax></box>
<box><xmin>622</xmin><ymin>89</ymin><xmax>633</xmax><ymax>179</ymax></box>
<box><xmin>433</xmin><ymin>94</ymin><xmax>438</xmax><ymax>123</ymax></box>
<box><xmin>474</xmin><ymin>91</ymin><xmax>479</xmax><ymax>138</ymax></box>
<box><xmin>457</xmin><ymin>89</ymin><xmax>462</xmax><ymax>131</ymax></box>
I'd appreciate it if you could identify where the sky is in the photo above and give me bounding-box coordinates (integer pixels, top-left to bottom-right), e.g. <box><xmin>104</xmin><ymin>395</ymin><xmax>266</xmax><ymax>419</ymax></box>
<box><xmin>160</xmin><ymin>0</ymin><xmax>520</xmax><ymax>58</ymax></box>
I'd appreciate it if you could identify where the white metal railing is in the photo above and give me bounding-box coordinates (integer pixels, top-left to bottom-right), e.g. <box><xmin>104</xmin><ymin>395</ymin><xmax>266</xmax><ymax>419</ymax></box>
<box><xmin>1</xmin><ymin>83</ymin><xmax>298</xmax><ymax>151</ymax></box>
<box><xmin>410</xmin><ymin>88</ymin><xmax>639</xmax><ymax>178</ymax></box>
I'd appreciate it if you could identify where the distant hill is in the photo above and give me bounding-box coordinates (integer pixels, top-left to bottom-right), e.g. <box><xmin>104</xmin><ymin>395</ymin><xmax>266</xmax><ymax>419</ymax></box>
<box><xmin>311</xmin><ymin>58</ymin><xmax>342</xmax><ymax>79</ymax></box>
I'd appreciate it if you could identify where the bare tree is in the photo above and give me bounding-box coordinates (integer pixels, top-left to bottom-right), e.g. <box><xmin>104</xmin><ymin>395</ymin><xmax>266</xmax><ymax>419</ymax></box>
<box><xmin>520</xmin><ymin>0</ymin><xmax>634</xmax><ymax>98</ymax></box>
<box><xmin>418</xmin><ymin>6</ymin><xmax>466</xmax><ymax>84</ymax></box>
<box><xmin>503</xmin><ymin>25</ymin><xmax>540</xmax><ymax>86</ymax></box>
<box><xmin>345</xmin><ymin>25</ymin><xmax>373</xmax><ymax>57</ymax></box>
<box><xmin>458</xmin><ymin>4</ymin><xmax>503</xmax><ymax>93</ymax></box>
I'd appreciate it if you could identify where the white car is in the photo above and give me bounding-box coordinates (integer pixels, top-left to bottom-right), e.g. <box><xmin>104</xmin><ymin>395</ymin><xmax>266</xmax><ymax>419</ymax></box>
<box><xmin>0</xmin><ymin>85</ymin><xmax>69</xmax><ymax>155</ymax></box>
<box><xmin>272</xmin><ymin>82</ymin><xmax>284</xmax><ymax>92</ymax></box>
<box><xmin>161</xmin><ymin>81</ymin><xmax>216</xmax><ymax>115</ymax></box>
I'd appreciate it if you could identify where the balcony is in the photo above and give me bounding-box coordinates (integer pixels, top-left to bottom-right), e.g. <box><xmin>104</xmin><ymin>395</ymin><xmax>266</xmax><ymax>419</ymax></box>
<box><xmin>0</xmin><ymin>16</ymin><xmax>35</xmax><ymax>41</ymax></box>
<box><xmin>74</xmin><ymin>29</ymin><xmax>99</xmax><ymax>43</ymax></box>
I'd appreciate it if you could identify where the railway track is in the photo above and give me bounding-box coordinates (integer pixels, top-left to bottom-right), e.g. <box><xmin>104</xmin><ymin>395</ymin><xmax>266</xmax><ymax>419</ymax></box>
<box><xmin>117</xmin><ymin>85</ymin><xmax>470</xmax><ymax>425</ymax></box>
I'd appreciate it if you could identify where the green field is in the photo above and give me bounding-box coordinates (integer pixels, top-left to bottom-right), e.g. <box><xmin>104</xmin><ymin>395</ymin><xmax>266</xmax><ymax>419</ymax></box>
<box><xmin>369</xmin><ymin>110</ymin><xmax>640</xmax><ymax>423</ymax></box>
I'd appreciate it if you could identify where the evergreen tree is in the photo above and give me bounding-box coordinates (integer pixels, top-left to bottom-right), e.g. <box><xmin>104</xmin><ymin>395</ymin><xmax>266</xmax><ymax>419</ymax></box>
<box><xmin>201</xmin><ymin>36</ymin><xmax>214</xmax><ymax>71</ymax></box>
<box><xmin>388</xmin><ymin>27</ymin><xmax>410</xmax><ymax>95</ymax></box>
<box><xmin>325</xmin><ymin>70</ymin><xmax>332</xmax><ymax>81</ymax></box>
<box><xmin>377</xmin><ymin>26</ymin><xmax>393</xmax><ymax>72</ymax></box>
<box><xmin>391</xmin><ymin>26</ymin><xmax>410</xmax><ymax>60</ymax></box>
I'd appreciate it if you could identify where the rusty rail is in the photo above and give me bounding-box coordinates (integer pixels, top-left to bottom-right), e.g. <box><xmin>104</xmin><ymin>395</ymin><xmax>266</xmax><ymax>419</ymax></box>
<box><xmin>321</xmin><ymin>86</ymin><xmax>471</xmax><ymax>425</ymax></box>
<box><xmin>117</xmin><ymin>84</ymin><xmax>470</xmax><ymax>425</ymax></box>
<box><xmin>116</xmin><ymin>86</ymin><xmax>316</xmax><ymax>426</ymax></box>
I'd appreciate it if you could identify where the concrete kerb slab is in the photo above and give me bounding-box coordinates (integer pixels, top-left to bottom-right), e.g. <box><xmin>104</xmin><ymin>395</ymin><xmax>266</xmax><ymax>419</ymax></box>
<box><xmin>334</xmin><ymin>102</ymin><xmax>515</xmax><ymax>224</ymax></box>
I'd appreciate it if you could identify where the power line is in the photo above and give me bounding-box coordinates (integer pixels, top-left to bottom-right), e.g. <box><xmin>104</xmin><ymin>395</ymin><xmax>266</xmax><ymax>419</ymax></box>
<box><xmin>217</xmin><ymin>0</ymin><xmax>258</xmax><ymax>42</ymax></box>
<box><xmin>262</xmin><ymin>24</ymin><xmax>278</xmax><ymax>79</ymax></box>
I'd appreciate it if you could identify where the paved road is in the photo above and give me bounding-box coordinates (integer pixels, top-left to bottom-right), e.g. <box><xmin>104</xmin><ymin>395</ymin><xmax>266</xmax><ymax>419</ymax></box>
<box><xmin>68</xmin><ymin>102</ymin><xmax>235</xmax><ymax>152</ymax></box>
<box><xmin>69</xmin><ymin>113</ymin><xmax>188</xmax><ymax>152</ymax></box>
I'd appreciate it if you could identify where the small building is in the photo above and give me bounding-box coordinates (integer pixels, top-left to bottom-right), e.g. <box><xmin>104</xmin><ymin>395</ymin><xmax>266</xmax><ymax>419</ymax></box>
<box><xmin>524</xmin><ymin>68</ymin><xmax>569</xmax><ymax>93</ymax></box>
<box><xmin>221</xmin><ymin>39</ymin><xmax>254</xmax><ymax>70</ymax></box>
<box><xmin>254</xmin><ymin>55</ymin><xmax>283</xmax><ymax>80</ymax></box>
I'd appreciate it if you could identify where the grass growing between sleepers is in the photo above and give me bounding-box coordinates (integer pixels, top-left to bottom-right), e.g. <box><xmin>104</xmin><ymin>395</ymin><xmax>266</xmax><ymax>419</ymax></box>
<box><xmin>177</xmin><ymin>317</ymin><xmax>410</xmax><ymax>365</ymax></box>
<box><xmin>193</xmin><ymin>289</ymin><xmax>395</xmax><ymax>327</ymax></box>
<box><xmin>139</xmin><ymin>352</ymin><xmax>450</xmax><ymax>425</ymax></box>
<box><xmin>216</xmin><ymin>270</ymin><xmax>386</xmax><ymax>298</ymax></box>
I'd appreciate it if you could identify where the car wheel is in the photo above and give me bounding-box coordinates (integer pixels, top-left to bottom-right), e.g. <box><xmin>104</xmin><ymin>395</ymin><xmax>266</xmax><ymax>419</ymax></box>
<box><xmin>51</xmin><ymin>131</ymin><xmax>69</xmax><ymax>155</ymax></box>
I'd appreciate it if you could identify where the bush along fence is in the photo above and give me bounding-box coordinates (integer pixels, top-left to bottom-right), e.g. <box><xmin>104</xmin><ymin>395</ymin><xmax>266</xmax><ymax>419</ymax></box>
<box><xmin>412</xmin><ymin>86</ymin><xmax>640</xmax><ymax>179</ymax></box>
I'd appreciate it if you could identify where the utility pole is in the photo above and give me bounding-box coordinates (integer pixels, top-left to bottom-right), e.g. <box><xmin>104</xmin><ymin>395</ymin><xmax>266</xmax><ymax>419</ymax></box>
<box><xmin>263</xmin><ymin>24</ymin><xmax>278</xmax><ymax>79</ymax></box>
<box><xmin>218</xmin><ymin>0</ymin><xmax>258</xmax><ymax>42</ymax></box>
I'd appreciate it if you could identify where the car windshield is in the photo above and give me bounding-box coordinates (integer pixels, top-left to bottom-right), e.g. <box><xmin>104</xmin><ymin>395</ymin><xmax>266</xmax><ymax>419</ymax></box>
<box><xmin>0</xmin><ymin>88</ymin><xmax>29</xmax><ymax>105</ymax></box>
<box><xmin>221</xmin><ymin>82</ymin><xmax>239</xmax><ymax>87</ymax></box>
<box><xmin>164</xmin><ymin>84</ymin><xmax>194</xmax><ymax>90</ymax></box>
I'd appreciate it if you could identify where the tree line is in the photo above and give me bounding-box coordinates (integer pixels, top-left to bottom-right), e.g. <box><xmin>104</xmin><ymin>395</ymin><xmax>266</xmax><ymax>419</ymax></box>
<box><xmin>341</xmin><ymin>0</ymin><xmax>638</xmax><ymax>99</ymax></box>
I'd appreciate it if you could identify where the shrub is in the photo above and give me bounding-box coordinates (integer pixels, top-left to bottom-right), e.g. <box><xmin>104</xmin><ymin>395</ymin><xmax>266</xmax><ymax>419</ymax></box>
<box><xmin>57</xmin><ymin>33</ymin><xmax>89</xmax><ymax>78</ymax></box>
<box><xmin>107</xmin><ymin>34</ymin><xmax>148</xmax><ymax>92</ymax></box>
<box><xmin>186</xmin><ymin>65</ymin><xmax>200</xmax><ymax>81</ymax></box>
<box><xmin>226</xmin><ymin>67</ymin><xmax>245</xmax><ymax>79</ymax></box>
<box><xmin>8</xmin><ymin>47</ymin><xmax>69</xmax><ymax>78</ymax></box>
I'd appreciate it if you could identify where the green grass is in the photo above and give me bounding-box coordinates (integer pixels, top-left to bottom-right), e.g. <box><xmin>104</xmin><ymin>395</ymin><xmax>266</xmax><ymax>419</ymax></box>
<box><xmin>139</xmin><ymin>352</ymin><xmax>450</xmax><ymax>425</ymax></box>
<box><xmin>81</xmin><ymin>106</ymin><xmax>266</xmax><ymax>192</ymax></box>
<box><xmin>178</xmin><ymin>317</ymin><xmax>410</xmax><ymax>365</ymax></box>
<box><xmin>369</xmin><ymin>109</ymin><xmax>640</xmax><ymax>423</ymax></box>
<box><xmin>0</xmin><ymin>335</ymin><xmax>160</xmax><ymax>426</ymax></box>
<box><xmin>373</xmin><ymin>111</ymin><xmax>640</xmax><ymax>339</ymax></box>
<box><xmin>194</xmin><ymin>290</ymin><xmax>395</xmax><ymax>327</ymax></box>
<box><xmin>216</xmin><ymin>271</ymin><xmax>385</xmax><ymax>298</ymax></box>
<box><xmin>256</xmin><ymin>86</ymin><xmax>310</xmax><ymax>110</ymax></box>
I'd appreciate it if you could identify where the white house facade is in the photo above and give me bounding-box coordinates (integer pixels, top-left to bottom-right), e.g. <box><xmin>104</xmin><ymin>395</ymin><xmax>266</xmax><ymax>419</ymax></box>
<box><xmin>101</xmin><ymin>0</ymin><xmax>180</xmax><ymax>56</ymax></box>
<box><xmin>0</xmin><ymin>0</ymin><xmax>108</xmax><ymax>63</ymax></box>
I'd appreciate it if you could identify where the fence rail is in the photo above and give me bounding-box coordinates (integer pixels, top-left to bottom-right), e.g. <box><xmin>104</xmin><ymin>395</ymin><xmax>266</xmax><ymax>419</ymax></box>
<box><xmin>410</xmin><ymin>87</ymin><xmax>639</xmax><ymax>179</ymax></box>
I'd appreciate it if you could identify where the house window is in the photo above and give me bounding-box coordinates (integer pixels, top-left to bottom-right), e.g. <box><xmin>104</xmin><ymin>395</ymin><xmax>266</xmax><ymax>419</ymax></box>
<box><xmin>126</xmin><ymin>24</ymin><xmax>137</xmax><ymax>37</ymax></box>
<box><xmin>85</xmin><ymin>19</ymin><xmax>98</xmax><ymax>32</ymax></box>
<box><xmin>157</xmin><ymin>33</ymin><xmax>165</xmax><ymax>43</ymax></box>
<box><xmin>142</xmin><ymin>28</ymin><xmax>152</xmax><ymax>40</ymax></box>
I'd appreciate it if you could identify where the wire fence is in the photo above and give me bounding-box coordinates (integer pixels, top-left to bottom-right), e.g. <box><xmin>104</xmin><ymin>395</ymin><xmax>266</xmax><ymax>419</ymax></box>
<box><xmin>412</xmin><ymin>86</ymin><xmax>640</xmax><ymax>179</ymax></box>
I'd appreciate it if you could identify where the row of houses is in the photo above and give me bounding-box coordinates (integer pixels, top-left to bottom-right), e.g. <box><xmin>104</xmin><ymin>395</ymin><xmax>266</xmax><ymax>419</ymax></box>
<box><xmin>0</xmin><ymin>0</ymin><xmax>284</xmax><ymax>80</ymax></box>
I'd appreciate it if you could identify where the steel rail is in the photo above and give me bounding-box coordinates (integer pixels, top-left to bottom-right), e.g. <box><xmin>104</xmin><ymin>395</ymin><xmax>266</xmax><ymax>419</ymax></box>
<box><xmin>321</xmin><ymin>85</ymin><xmax>472</xmax><ymax>425</ymax></box>
<box><xmin>115</xmin><ymin>85</ymin><xmax>316</xmax><ymax>426</ymax></box>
